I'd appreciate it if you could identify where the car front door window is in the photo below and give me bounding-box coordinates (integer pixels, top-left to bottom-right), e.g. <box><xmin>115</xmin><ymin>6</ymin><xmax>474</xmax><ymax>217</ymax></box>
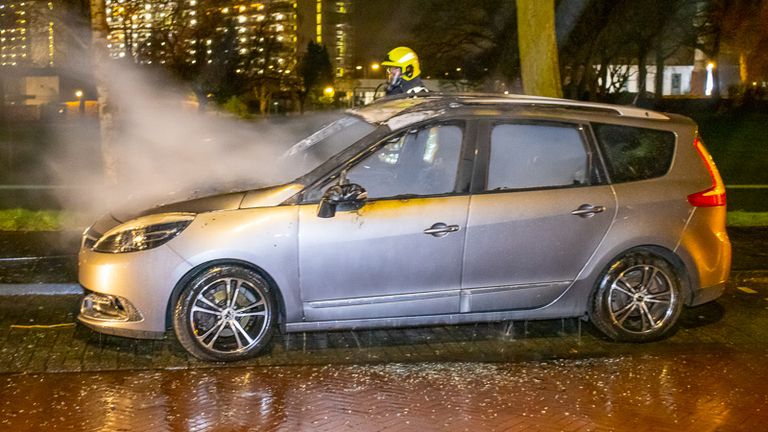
<box><xmin>346</xmin><ymin>125</ymin><xmax>463</xmax><ymax>199</ymax></box>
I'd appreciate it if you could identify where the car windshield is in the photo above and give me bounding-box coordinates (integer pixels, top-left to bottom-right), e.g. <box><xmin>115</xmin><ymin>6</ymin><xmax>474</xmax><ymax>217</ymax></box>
<box><xmin>280</xmin><ymin>115</ymin><xmax>376</xmax><ymax>181</ymax></box>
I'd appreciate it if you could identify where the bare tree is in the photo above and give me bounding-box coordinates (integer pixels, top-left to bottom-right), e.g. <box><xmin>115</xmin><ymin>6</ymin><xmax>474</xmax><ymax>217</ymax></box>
<box><xmin>297</xmin><ymin>41</ymin><xmax>333</xmax><ymax>113</ymax></box>
<box><xmin>238</xmin><ymin>12</ymin><xmax>295</xmax><ymax>115</ymax></box>
<box><xmin>559</xmin><ymin>0</ymin><xmax>626</xmax><ymax>100</ymax></box>
<box><xmin>560</xmin><ymin>0</ymin><xmax>697</xmax><ymax>102</ymax></box>
<box><xmin>136</xmin><ymin>0</ymin><xmax>233</xmax><ymax>109</ymax></box>
<box><xmin>651</xmin><ymin>1</ymin><xmax>696</xmax><ymax>101</ymax></box>
<box><xmin>90</xmin><ymin>0</ymin><xmax>118</xmax><ymax>183</ymax></box>
<box><xmin>411</xmin><ymin>0</ymin><xmax>518</xmax><ymax>86</ymax></box>
<box><xmin>694</xmin><ymin>0</ymin><xmax>768</xmax><ymax>89</ymax></box>
<box><xmin>135</xmin><ymin>2</ymin><xmax>297</xmax><ymax>114</ymax></box>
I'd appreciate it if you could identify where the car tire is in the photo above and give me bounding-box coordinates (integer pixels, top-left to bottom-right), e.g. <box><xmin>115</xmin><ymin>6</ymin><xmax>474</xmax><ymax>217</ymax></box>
<box><xmin>589</xmin><ymin>250</ymin><xmax>684</xmax><ymax>342</ymax></box>
<box><xmin>174</xmin><ymin>265</ymin><xmax>277</xmax><ymax>361</ymax></box>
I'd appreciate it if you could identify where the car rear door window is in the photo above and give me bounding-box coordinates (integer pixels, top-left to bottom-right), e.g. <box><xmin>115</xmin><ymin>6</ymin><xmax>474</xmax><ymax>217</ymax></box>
<box><xmin>592</xmin><ymin>123</ymin><xmax>675</xmax><ymax>183</ymax></box>
<box><xmin>487</xmin><ymin>124</ymin><xmax>589</xmax><ymax>191</ymax></box>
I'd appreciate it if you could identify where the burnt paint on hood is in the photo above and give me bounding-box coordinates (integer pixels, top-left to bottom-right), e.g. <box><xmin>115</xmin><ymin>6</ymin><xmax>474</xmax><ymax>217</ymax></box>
<box><xmin>106</xmin><ymin>182</ymin><xmax>304</xmax><ymax>226</ymax></box>
<box><xmin>87</xmin><ymin>190</ymin><xmax>246</xmax><ymax>238</ymax></box>
<box><xmin>109</xmin><ymin>191</ymin><xmax>247</xmax><ymax>223</ymax></box>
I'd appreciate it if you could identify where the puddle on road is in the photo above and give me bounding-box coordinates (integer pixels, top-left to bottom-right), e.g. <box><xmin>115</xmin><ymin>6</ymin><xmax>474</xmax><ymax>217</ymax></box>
<box><xmin>737</xmin><ymin>286</ymin><xmax>759</xmax><ymax>294</ymax></box>
<box><xmin>2</xmin><ymin>353</ymin><xmax>767</xmax><ymax>431</ymax></box>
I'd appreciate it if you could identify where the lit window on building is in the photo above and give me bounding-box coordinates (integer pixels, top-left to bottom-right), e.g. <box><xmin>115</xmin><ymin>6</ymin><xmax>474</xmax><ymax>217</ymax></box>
<box><xmin>0</xmin><ymin>1</ymin><xmax>55</xmax><ymax>67</ymax></box>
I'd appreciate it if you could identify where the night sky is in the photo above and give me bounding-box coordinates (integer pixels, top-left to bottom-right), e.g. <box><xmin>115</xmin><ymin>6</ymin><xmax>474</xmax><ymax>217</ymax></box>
<box><xmin>351</xmin><ymin>1</ymin><xmax>419</xmax><ymax>65</ymax></box>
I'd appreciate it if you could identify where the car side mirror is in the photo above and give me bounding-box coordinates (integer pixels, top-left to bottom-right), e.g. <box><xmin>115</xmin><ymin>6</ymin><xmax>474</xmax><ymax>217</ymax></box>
<box><xmin>317</xmin><ymin>182</ymin><xmax>368</xmax><ymax>218</ymax></box>
<box><xmin>317</xmin><ymin>196</ymin><xmax>337</xmax><ymax>218</ymax></box>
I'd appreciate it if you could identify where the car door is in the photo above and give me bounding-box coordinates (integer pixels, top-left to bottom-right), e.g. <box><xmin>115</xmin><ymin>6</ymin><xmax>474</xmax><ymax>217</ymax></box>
<box><xmin>298</xmin><ymin>121</ymin><xmax>474</xmax><ymax>321</ymax></box>
<box><xmin>461</xmin><ymin>120</ymin><xmax>617</xmax><ymax>312</ymax></box>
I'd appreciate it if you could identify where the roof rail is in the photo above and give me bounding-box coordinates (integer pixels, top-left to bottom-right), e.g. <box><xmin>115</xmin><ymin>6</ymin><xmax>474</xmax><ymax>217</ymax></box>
<box><xmin>456</xmin><ymin>94</ymin><xmax>670</xmax><ymax>120</ymax></box>
<box><xmin>374</xmin><ymin>92</ymin><xmax>669</xmax><ymax>120</ymax></box>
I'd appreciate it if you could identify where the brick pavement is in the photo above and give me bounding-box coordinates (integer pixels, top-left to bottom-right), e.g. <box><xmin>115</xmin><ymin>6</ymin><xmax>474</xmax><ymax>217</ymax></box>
<box><xmin>0</xmin><ymin>272</ymin><xmax>766</xmax><ymax>431</ymax></box>
<box><xmin>0</xmin><ymin>272</ymin><xmax>766</xmax><ymax>374</ymax></box>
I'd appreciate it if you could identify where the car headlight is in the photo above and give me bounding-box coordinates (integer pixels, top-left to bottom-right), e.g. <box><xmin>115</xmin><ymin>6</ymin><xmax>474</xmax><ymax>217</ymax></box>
<box><xmin>93</xmin><ymin>213</ymin><xmax>195</xmax><ymax>254</ymax></box>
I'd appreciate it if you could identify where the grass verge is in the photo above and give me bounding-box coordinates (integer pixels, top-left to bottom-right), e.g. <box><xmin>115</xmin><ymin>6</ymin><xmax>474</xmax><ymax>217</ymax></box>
<box><xmin>0</xmin><ymin>209</ymin><xmax>84</xmax><ymax>231</ymax></box>
<box><xmin>691</xmin><ymin>112</ymin><xmax>768</xmax><ymax>187</ymax></box>
<box><xmin>727</xmin><ymin>211</ymin><xmax>768</xmax><ymax>227</ymax></box>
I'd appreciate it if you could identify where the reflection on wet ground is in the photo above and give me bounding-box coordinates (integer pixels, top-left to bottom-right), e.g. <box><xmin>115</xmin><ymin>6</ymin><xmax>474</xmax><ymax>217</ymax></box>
<box><xmin>0</xmin><ymin>273</ymin><xmax>767</xmax><ymax>430</ymax></box>
<box><xmin>2</xmin><ymin>353</ymin><xmax>767</xmax><ymax>431</ymax></box>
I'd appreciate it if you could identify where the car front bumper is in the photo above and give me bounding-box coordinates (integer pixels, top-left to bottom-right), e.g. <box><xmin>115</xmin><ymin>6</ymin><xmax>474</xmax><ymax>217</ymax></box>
<box><xmin>77</xmin><ymin>244</ymin><xmax>193</xmax><ymax>339</ymax></box>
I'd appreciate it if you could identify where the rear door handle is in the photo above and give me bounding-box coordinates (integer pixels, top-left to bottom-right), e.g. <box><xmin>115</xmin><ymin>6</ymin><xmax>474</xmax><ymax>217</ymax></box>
<box><xmin>571</xmin><ymin>204</ymin><xmax>606</xmax><ymax>218</ymax></box>
<box><xmin>424</xmin><ymin>223</ymin><xmax>461</xmax><ymax>237</ymax></box>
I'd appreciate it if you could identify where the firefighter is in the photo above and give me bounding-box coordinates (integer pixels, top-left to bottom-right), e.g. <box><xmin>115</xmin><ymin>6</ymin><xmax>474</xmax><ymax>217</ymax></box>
<box><xmin>382</xmin><ymin>47</ymin><xmax>429</xmax><ymax>96</ymax></box>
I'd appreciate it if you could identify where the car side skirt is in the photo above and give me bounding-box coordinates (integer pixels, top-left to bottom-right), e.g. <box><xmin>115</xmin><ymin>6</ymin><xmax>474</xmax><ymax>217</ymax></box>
<box><xmin>284</xmin><ymin>307</ymin><xmax>584</xmax><ymax>333</ymax></box>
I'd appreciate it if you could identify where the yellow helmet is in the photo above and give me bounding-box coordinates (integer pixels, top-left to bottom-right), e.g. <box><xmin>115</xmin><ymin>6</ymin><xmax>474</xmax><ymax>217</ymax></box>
<box><xmin>382</xmin><ymin>46</ymin><xmax>421</xmax><ymax>81</ymax></box>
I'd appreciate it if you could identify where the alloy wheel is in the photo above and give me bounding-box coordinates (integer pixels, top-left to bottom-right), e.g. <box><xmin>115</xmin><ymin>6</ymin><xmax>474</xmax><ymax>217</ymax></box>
<box><xmin>189</xmin><ymin>276</ymin><xmax>272</xmax><ymax>355</ymax></box>
<box><xmin>607</xmin><ymin>264</ymin><xmax>677</xmax><ymax>335</ymax></box>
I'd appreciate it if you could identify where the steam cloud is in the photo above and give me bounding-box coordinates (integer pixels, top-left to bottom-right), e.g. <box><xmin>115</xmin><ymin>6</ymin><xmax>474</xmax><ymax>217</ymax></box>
<box><xmin>49</xmin><ymin>61</ymin><xmax>343</xmax><ymax>219</ymax></box>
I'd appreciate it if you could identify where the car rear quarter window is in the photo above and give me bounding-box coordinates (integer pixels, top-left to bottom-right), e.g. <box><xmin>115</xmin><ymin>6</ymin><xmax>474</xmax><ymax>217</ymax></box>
<box><xmin>592</xmin><ymin>123</ymin><xmax>675</xmax><ymax>183</ymax></box>
<box><xmin>487</xmin><ymin>124</ymin><xmax>588</xmax><ymax>191</ymax></box>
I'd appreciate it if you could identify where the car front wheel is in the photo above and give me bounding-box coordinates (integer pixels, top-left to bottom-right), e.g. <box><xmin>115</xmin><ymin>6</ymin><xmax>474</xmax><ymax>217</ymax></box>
<box><xmin>590</xmin><ymin>250</ymin><xmax>684</xmax><ymax>342</ymax></box>
<box><xmin>174</xmin><ymin>265</ymin><xmax>276</xmax><ymax>361</ymax></box>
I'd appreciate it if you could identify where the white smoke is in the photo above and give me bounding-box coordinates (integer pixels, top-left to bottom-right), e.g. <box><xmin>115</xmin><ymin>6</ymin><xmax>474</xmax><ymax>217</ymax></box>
<box><xmin>48</xmin><ymin>62</ymin><xmax>344</xmax><ymax>218</ymax></box>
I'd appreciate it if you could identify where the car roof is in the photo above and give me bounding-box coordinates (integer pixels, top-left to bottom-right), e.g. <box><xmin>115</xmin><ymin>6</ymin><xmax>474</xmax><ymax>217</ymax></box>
<box><xmin>350</xmin><ymin>93</ymin><xmax>671</xmax><ymax>126</ymax></box>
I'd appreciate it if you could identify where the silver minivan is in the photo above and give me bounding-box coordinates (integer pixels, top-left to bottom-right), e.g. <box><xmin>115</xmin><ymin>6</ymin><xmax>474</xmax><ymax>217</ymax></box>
<box><xmin>78</xmin><ymin>94</ymin><xmax>731</xmax><ymax>361</ymax></box>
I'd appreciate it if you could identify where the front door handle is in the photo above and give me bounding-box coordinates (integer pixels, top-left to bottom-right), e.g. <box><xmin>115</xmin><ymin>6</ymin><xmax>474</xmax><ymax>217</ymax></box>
<box><xmin>423</xmin><ymin>223</ymin><xmax>461</xmax><ymax>237</ymax></box>
<box><xmin>571</xmin><ymin>204</ymin><xmax>606</xmax><ymax>218</ymax></box>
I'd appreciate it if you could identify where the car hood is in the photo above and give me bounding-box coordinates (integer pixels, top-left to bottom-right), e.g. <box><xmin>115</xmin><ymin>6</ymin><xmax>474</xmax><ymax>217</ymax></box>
<box><xmin>108</xmin><ymin>183</ymin><xmax>304</xmax><ymax>224</ymax></box>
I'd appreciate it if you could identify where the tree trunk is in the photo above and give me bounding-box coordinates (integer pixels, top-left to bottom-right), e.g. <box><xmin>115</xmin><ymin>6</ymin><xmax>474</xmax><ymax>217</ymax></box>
<box><xmin>0</xmin><ymin>74</ymin><xmax>5</xmax><ymax>124</ymax></box>
<box><xmin>637</xmin><ymin>45</ymin><xmax>648</xmax><ymax>98</ymax></box>
<box><xmin>739</xmin><ymin>51</ymin><xmax>748</xmax><ymax>84</ymax></box>
<box><xmin>597</xmin><ymin>57</ymin><xmax>610</xmax><ymax>100</ymax></box>
<box><xmin>194</xmin><ymin>89</ymin><xmax>207</xmax><ymax>112</ymax></box>
<box><xmin>90</xmin><ymin>0</ymin><xmax>118</xmax><ymax>184</ymax></box>
<box><xmin>655</xmin><ymin>45</ymin><xmax>665</xmax><ymax>102</ymax></box>
<box><xmin>258</xmin><ymin>84</ymin><xmax>270</xmax><ymax>115</ymax></box>
<box><xmin>710</xmin><ymin>31</ymin><xmax>722</xmax><ymax>100</ymax></box>
<box><xmin>516</xmin><ymin>0</ymin><xmax>562</xmax><ymax>98</ymax></box>
<box><xmin>298</xmin><ymin>91</ymin><xmax>307</xmax><ymax>114</ymax></box>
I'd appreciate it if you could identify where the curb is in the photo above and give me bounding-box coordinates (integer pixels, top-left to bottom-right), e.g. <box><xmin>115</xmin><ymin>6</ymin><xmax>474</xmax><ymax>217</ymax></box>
<box><xmin>0</xmin><ymin>283</ymin><xmax>83</xmax><ymax>296</ymax></box>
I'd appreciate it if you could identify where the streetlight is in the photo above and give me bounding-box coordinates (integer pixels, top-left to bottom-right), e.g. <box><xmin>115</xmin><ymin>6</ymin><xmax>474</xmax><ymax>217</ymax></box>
<box><xmin>75</xmin><ymin>89</ymin><xmax>85</xmax><ymax>114</ymax></box>
<box><xmin>324</xmin><ymin>86</ymin><xmax>335</xmax><ymax>98</ymax></box>
<box><xmin>705</xmin><ymin>62</ymin><xmax>716</xmax><ymax>96</ymax></box>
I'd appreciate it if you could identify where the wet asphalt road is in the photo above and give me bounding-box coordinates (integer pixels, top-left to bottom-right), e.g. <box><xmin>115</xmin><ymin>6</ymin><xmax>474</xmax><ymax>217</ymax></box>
<box><xmin>0</xmin><ymin>273</ymin><xmax>767</xmax><ymax>431</ymax></box>
<box><xmin>2</xmin><ymin>352</ymin><xmax>767</xmax><ymax>432</ymax></box>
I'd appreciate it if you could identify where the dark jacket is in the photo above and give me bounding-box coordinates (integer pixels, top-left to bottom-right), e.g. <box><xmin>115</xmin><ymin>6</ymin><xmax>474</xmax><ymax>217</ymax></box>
<box><xmin>386</xmin><ymin>77</ymin><xmax>429</xmax><ymax>96</ymax></box>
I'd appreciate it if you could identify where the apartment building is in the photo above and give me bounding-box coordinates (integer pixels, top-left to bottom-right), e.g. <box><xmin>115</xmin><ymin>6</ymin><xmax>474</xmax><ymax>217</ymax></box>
<box><xmin>296</xmin><ymin>0</ymin><xmax>351</xmax><ymax>78</ymax></box>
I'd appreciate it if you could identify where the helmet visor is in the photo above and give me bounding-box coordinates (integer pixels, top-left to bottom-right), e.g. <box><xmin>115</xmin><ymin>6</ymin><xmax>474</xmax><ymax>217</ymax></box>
<box><xmin>387</xmin><ymin>67</ymin><xmax>402</xmax><ymax>86</ymax></box>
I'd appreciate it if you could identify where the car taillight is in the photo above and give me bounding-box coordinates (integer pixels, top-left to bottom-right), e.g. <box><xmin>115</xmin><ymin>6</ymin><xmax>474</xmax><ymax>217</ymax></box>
<box><xmin>687</xmin><ymin>136</ymin><xmax>726</xmax><ymax>207</ymax></box>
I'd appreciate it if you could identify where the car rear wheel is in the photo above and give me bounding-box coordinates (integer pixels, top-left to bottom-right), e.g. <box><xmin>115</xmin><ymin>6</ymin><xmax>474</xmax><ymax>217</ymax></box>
<box><xmin>590</xmin><ymin>250</ymin><xmax>683</xmax><ymax>342</ymax></box>
<box><xmin>174</xmin><ymin>265</ymin><xmax>276</xmax><ymax>361</ymax></box>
